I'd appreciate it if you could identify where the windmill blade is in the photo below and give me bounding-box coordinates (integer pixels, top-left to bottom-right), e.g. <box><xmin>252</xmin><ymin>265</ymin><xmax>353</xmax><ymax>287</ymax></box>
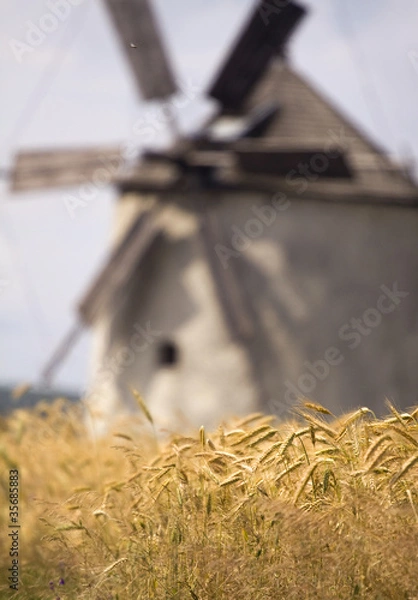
<box><xmin>78</xmin><ymin>208</ymin><xmax>163</xmax><ymax>325</ymax></box>
<box><xmin>208</xmin><ymin>1</ymin><xmax>306</xmax><ymax>110</ymax></box>
<box><xmin>103</xmin><ymin>0</ymin><xmax>178</xmax><ymax>100</ymax></box>
<box><xmin>11</xmin><ymin>146</ymin><xmax>123</xmax><ymax>192</ymax></box>
<box><xmin>40</xmin><ymin>322</ymin><xmax>84</xmax><ymax>386</ymax></box>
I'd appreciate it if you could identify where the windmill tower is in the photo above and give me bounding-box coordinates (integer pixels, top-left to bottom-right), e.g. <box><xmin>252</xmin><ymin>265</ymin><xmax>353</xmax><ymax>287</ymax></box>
<box><xmin>11</xmin><ymin>1</ymin><xmax>418</xmax><ymax>433</ymax></box>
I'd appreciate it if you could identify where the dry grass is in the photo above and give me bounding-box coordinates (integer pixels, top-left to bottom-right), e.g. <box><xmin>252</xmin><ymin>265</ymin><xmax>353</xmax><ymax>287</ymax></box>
<box><xmin>2</xmin><ymin>398</ymin><xmax>418</xmax><ymax>599</ymax></box>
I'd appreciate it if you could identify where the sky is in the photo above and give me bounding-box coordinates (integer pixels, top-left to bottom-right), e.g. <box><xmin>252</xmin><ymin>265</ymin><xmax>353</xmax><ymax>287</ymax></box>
<box><xmin>0</xmin><ymin>0</ymin><xmax>418</xmax><ymax>394</ymax></box>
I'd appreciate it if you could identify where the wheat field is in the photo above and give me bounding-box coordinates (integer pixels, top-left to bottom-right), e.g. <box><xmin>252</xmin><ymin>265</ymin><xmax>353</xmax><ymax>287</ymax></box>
<box><xmin>1</xmin><ymin>396</ymin><xmax>418</xmax><ymax>599</ymax></box>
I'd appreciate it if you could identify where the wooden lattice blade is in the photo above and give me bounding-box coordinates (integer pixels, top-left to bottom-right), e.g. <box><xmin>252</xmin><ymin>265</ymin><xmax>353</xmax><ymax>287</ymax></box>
<box><xmin>103</xmin><ymin>0</ymin><xmax>177</xmax><ymax>100</ymax></box>
<box><xmin>208</xmin><ymin>1</ymin><xmax>306</xmax><ymax>110</ymax></box>
<box><xmin>11</xmin><ymin>146</ymin><xmax>123</xmax><ymax>192</ymax></box>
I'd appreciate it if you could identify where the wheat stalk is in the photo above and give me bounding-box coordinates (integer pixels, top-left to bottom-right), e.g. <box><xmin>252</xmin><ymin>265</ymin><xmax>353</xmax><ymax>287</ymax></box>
<box><xmin>364</xmin><ymin>434</ymin><xmax>393</xmax><ymax>463</ymax></box>
<box><xmin>391</xmin><ymin>453</ymin><xmax>418</xmax><ymax>485</ymax></box>
<box><xmin>390</xmin><ymin>425</ymin><xmax>418</xmax><ymax>448</ymax></box>
<box><xmin>299</xmin><ymin>412</ymin><xmax>337</xmax><ymax>439</ymax></box>
<box><xmin>293</xmin><ymin>459</ymin><xmax>334</xmax><ymax>504</ymax></box>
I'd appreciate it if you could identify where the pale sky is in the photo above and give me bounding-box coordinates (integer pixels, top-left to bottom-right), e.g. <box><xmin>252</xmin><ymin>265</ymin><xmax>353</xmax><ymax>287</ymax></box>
<box><xmin>1</xmin><ymin>0</ymin><xmax>418</xmax><ymax>393</ymax></box>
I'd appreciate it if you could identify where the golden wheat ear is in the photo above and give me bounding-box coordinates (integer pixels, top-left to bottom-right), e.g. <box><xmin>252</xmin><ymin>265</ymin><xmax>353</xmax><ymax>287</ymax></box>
<box><xmin>129</xmin><ymin>387</ymin><xmax>159</xmax><ymax>450</ymax></box>
<box><xmin>130</xmin><ymin>387</ymin><xmax>154</xmax><ymax>426</ymax></box>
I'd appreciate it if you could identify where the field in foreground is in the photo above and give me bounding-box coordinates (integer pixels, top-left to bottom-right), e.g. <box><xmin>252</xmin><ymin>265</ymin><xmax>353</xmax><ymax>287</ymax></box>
<box><xmin>1</xmin><ymin>398</ymin><xmax>418</xmax><ymax>599</ymax></box>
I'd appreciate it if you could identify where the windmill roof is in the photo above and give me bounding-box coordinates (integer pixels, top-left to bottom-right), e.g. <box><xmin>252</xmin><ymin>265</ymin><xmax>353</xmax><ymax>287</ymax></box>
<box><xmin>118</xmin><ymin>60</ymin><xmax>418</xmax><ymax>205</ymax></box>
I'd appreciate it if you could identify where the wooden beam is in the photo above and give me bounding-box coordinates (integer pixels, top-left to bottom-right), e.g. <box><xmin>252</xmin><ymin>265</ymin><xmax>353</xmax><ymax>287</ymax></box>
<box><xmin>117</xmin><ymin>160</ymin><xmax>182</xmax><ymax>192</ymax></box>
<box><xmin>240</xmin><ymin>103</ymin><xmax>280</xmax><ymax>138</ymax></box>
<box><xmin>104</xmin><ymin>0</ymin><xmax>177</xmax><ymax>100</ymax></box>
<box><xmin>235</xmin><ymin>146</ymin><xmax>353</xmax><ymax>178</ymax></box>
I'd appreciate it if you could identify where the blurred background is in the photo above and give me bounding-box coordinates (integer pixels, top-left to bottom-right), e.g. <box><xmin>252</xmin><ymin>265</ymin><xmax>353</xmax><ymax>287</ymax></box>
<box><xmin>1</xmin><ymin>0</ymin><xmax>418</xmax><ymax>404</ymax></box>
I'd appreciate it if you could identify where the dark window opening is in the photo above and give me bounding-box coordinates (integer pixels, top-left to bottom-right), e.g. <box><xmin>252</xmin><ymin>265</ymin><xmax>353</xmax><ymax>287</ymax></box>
<box><xmin>158</xmin><ymin>341</ymin><xmax>179</xmax><ymax>367</ymax></box>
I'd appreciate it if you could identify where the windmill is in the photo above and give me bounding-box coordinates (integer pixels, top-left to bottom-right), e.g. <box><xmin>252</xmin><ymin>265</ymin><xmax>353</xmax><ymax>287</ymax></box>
<box><xmin>9</xmin><ymin>0</ymin><xmax>418</xmax><ymax>431</ymax></box>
